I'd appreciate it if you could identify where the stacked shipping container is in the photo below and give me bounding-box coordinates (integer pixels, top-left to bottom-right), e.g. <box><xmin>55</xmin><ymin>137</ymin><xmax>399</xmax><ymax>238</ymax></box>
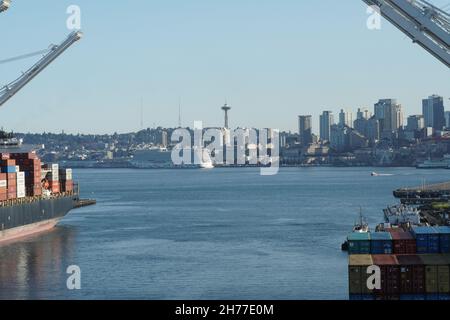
<box><xmin>1</xmin><ymin>153</ymin><xmax>75</xmax><ymax>201</ymax></box>
<box><xmin>348</xmin><ymin>226</ymin><xmax>450</xmax><ymax>300</ymax></box>
<box><xmin>349</xmin><ymin>254</ymin><xmax>450</xmax><ymax>300</ymax></box>
<box><xmin>44</xmin><ymin>163</ymin><xmax>59</xmax><ymax>193</ymax></box>
<box><xmin>347</xmin><ymin>227</ymin><xmax>450</xmax><ymax>256</ymax></box>
<box><xmin>10</xmin><ymin>153</ymin><xmax>42</xmax><ymax>197</ymax></box>
<box><xmin>59</xmin><ymin>168</ymin><xmax>73</xmax><ymax>193</ymax></box>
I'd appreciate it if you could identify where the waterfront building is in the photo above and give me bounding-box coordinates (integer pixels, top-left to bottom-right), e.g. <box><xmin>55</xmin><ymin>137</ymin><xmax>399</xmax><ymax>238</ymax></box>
<box><xmin>406</xmin><ymin>115</ymin><xmax>425</xmax><ymax>132</ymax></box>
<box><xmin>374</xmin><ymin>99</ymin><xmax>403</xmax><ymax>132</ymax></box>
<box><xmin>422</xmin><ymin>95</ymin><xmax>445</xmax><ymax>131</ymax></box>
<box><xmin>339</xmin><ymin>109</ymin><xmax>353</xmax><ymax>128</ymax></box>
<box><xmin>320</xmin><ymin>111</ymin><xmax>334</xmax><ymax>142</ymax></box>
<box><xmin>298</xmin><ymin>115</ymin><xmax>313</xmax><ymax>146</ymax></box>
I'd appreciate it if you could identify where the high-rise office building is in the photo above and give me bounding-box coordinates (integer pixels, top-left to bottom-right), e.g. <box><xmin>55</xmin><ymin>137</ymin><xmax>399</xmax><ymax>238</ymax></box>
<box><xmin>374</xmin><ymin>99</ymin><xmax>403</xmax><ymax>132</ymax></box>
<box><xmin>298</xmin><ymin>115</ymin><xmax>313</xmax><ymax>146</ymax></box>
<box><xmin>357</xmin><ymin>107</ymin><xmax>372</xmax><ymax>120</ymax></box>
<box><xmin>320</xmin><ymin>111</ymin><xmax>334</xmax><ymax>142</ymax></box>
<box><xmin>445</xmin><ymin>111</ymin><xmax>450</xmax><ymax>129</ymax></box>
<box><xmin>406</xmin><ymin>115</ymin><xmax>425</xmax><ymax>132</ymax></box>
<box><xmin>339</xmin><ymin>109</ymin><xmax>353</xmax><ymax>128</ymax></box>
<box><xmin>422</xmin><ymin>95</ymin><xmax>445</xmax><ymax>131</ymax></box>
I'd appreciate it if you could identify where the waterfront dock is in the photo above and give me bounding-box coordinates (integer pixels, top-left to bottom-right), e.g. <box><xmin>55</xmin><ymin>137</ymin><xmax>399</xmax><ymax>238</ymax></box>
<box><xmin>394</xmin><ymin>181</ymin><xmax>450</xmax><ymax>205</ymax></box>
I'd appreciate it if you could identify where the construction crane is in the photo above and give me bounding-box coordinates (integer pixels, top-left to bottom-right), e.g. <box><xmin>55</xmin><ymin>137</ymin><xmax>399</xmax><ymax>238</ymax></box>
<box><xmin>363</xmin><ymin>0</ymin><xmax>450</xmax><ymax>68</ymax></box>
<box><xmin>0</xmin><ymin>0</ymin><xmax>11</xmax><ymax>13</ymax></box>
<box><xmin>0</xmin><ymin>31</ymin><xmax>83</xmax><ymax>108</ymax></box>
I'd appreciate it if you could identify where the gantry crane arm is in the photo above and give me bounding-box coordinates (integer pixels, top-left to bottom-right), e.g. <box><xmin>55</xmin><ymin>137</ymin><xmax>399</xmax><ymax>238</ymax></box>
<box><xmin>0</xmin><ymin>31</ymin><xmax>83</xmax><ymax>108</ymax></box>
<box><xmin>363</xmin><ymin>0</ymin><xmax>450</xmax><ymax>68</ymax></box>
<box><xmin>0</xmin><ymin>0</ymin><xmax>11</xmax><ymax>13</ymax></box>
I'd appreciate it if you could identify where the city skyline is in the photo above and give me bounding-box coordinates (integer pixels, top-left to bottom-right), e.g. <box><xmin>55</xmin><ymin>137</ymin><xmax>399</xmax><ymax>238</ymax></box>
<box><xmin>0</xmin><ymin>0</ymin><xmax>448</xmax><ymax>134</ymax></box>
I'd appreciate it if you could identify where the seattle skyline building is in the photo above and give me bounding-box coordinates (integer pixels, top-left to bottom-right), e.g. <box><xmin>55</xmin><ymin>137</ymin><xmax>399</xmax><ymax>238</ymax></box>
<box><xmin>339</xmin><ymin>109</ymin><xmax>353</xmax><ymax>128</ymax></box>
<box><xmin>298</xmin><ymin>115</ymin><xmax>313</xmax><ymax>146</ymax></box>
<box><xmin>422</xmin><ymin>94</ymin><xmax>445</xmax><ymax>131</ymax></box>
<box><xmin>320</xmin><ymin>111</ymin><xmax>334</xmax><ymax>142</ymax></box>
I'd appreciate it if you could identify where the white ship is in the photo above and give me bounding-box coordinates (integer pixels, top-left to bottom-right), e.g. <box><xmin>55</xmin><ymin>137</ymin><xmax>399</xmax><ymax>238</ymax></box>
<box><xmin>417</xmin><ymin>155</ymin><xmax>450</xmax><ymax>169</ymax></box>
<box><xmin>383</xmin><ymin>204</ymin><xmax>421</xmax><ymax>226</ymax></box>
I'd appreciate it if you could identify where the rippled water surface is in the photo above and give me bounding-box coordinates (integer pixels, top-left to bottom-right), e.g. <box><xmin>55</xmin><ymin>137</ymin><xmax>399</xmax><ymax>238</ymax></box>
<box><xmin>0</xmin><ymin>167</ymin><xmax>447</xmax><ymax>299</ymax></box>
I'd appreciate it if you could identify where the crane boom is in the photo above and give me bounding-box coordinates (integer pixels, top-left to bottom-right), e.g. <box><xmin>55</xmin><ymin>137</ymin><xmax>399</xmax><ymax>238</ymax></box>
<box><xmin>363</xmin><ymin>0</ymin><xmax>450</xmax><ymax>68</ymax></box>
<box><xmin>0</xmin><ymin>31</ymin><xmax>83</xmax><ymax>108</ymax></box>
<box><xmin>0</xmin><ymin>0</ymin><xmax>11</xmax><ymax>13</ymax></box>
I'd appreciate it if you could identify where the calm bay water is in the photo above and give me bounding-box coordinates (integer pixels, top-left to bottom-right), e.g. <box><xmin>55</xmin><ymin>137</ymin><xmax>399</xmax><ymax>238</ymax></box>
<box><xmin>0</xmin><ymin>167</ymin><xmax>448</xmax><ymax>300</ymax></box>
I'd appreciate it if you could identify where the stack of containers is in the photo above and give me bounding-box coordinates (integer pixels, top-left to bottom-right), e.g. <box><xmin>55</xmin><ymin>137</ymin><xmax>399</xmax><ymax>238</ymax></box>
<box><xmin>372</xmin><ymin>255</ymin><xmax>401</xmax><ymax>300</ymax></box>
<box><xmin>396</xmin><ymin>255</ymin><xmax>426</xmax><ymax>300</ymax></box>
<box><xmin>434</xmin><ymin>226</ymin><xmax>450</xmax><ymax>253</ymax></box>
<box><xmin>44</xmin><ymin>163</ymin><xmax>59</xmax><ymax>194</ymax></box>
<box><xmin>16</xmin><ymin>169</ymin><xmax>26</xmax><ymax>199</ymax></box>
<box><xmin>1</xmin><ymin>159</ymin><xmax>17</xmax><ymax>200</ymax></box>
<box><xmin>419</xmin><ymin>254</ymin><xmax>450</xmax><ymax>300</ymax></box>
<box><xmin>0</xmin><ymin>172</ymin><xmax>6</xmax><ymax>201</ymax></box>
<box><xmin>347</xmin><ymin>233</ymin><xmax>371</xmax><ymax>254</ymax></box>
<box><xmin>412</xmin><ymin>227</ymin><xmax>440</xmax><ymax>254</ymax></box>
<box><xmin>10</xmin><ymin>153</ymin><xmax>42</xmax><ymax>197</ymax></box>
<box><xmin>370</xmin><ymin>232</ymin><xmax>393</xmax><ymax>254</ymax></box>
<box><xmin>388</xmin><ymin>229</ymin><xmax>417</xmax><ymax>254</ymax></box>
<box><xmin>348</xmin><ymin>255</ymin><xmax>374</xmax><ymax>300</ymax></box>
<box><xmin>59</xmin><ymin>168</ymin><xmax>73</xmax><ymax>193</ymax></box>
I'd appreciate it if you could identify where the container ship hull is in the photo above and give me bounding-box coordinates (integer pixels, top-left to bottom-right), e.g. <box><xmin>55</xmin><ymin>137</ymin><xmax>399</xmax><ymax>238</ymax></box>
<box><xmin>0</xmin><ymin>195</ymin><xmax>77</xmax><ymax>243</ymax></box>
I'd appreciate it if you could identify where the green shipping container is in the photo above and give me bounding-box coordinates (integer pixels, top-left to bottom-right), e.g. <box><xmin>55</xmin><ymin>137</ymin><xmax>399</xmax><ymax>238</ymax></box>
<box><xmin>349</xmin><ymin>255</ymin><xmax>374</xmax><ymax>294</ymax></box>
<box><xmin>420</xmin><ymin>255</ymin><xmax>450</xmax><ymax>294</ymax></box>
<box><xmin>348</xmin><ymin>233</ymin><xmax>371</xmax><ymax>255</ymax></box>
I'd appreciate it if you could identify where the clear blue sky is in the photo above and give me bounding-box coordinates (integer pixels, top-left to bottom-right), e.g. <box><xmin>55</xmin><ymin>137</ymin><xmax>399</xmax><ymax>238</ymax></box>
<box><xmin>1</xmin><ymin>0</ymin><xmax>449</xmax><ymax>134</ymax></box>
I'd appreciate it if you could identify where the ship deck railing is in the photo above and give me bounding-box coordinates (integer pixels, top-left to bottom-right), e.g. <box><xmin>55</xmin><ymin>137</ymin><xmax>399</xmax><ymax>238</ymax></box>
<box><xmin>0</xmin><ymin>190</ymin><xmax>78</xmax><ymax>208</ymax></box>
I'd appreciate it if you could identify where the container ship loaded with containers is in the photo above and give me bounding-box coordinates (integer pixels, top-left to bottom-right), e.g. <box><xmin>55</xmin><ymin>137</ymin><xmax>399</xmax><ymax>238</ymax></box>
<box><xmin>0</xmin><ymin>132</ymin><xmax>83</xmax><ymax>243</ymax></box>
<box><xmin>346</xmin><ymin>184</ymin><xmax>450</xmax><ymax>301</ymax></box>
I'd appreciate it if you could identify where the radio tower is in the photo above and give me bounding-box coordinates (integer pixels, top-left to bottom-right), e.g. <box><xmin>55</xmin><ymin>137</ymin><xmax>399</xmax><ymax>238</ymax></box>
<box><xmin>221</xmin><ymin>103</ymin><xmax>231</xmax><ymax>129</ymax></box>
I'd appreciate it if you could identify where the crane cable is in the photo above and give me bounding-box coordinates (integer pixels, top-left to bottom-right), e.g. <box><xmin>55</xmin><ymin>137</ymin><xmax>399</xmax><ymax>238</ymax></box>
<box><xmin>0</xmin><ymin>48</ymin><xmax>53</xmax><ymax>65</ymax></box>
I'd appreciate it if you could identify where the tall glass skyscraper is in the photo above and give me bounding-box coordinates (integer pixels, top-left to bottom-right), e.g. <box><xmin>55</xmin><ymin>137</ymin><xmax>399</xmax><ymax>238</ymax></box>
<box><xmin>422</xmin><ymin>95</ymin><xmax>445</xmax><ymax>131</ymax></box>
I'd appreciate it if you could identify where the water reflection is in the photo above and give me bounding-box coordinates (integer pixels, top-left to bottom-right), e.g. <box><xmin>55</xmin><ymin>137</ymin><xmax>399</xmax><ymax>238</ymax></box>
<box><xmin>0</xmin><ymin>226</ymin><xmax>77</xmax><ymax>299</ymax></box>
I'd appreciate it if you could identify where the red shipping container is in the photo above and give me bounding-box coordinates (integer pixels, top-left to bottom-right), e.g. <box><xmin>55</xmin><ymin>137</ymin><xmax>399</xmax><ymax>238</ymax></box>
<box><xmin>7</xmin><ymin>193</ymin><xmax>16</xmax><ymax>200</ymax></box>
<box><xmin>396</xmin><ymin>255</ymin><xmax>426</xmax><ymax>294</ymax></box>
<box><xmin>372</xmin><ymin>255</ymin><xmax>401</xmax><ymax>295</ymax></box>
<box><xmin>61</xmin><ymin>180</ymin><xmax>73</xmax><ymax>192</ymax></box>
<box><xmin>0</xmin><ymin>194</ymin><xmax>7</xmax><ymax>201</ymax></box>
<box><xmin>389</xmin><ymin>230</ymin><xmax>417</xmax><ymax>254</ymax></box>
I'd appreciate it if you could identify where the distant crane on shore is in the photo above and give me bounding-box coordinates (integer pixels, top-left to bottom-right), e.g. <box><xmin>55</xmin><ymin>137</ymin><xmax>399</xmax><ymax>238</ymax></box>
<box><xmin>0</xmin><ymin>31</ymin><xmax>83</xmax><ymax>109</ymax></box>
<box><xmin>362</xmin><ymin>0</ymin><xmax>450</xmax><ymax>68</ymax></box>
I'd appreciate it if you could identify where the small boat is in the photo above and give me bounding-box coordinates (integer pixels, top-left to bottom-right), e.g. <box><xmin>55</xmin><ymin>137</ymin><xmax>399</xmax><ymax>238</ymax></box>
<box><xmin>199</xmin><ymin>149</ymin><xmax>214</xmax><ymax>169</ymax></box>
<box><xmin>342</xmin><ymin>208</ymin><xmax>369</xmax><ymax>251</ymax></box>
<box><xmin>371</xmin><ymin>172</ymin><xmax>393</xmax><ymax>177</ymax></box>
<box><xmin>353</xmin><ymin>207</ymin><xmax>369</xmax><ymax>233</ymax></box>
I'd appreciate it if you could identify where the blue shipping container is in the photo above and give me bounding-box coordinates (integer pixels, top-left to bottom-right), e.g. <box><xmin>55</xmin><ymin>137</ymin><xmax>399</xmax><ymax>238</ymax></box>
<box><xmin>347</xmin><ymin>233</ymin><xmax>371</xmax><ymax>255</ymax></box>
<box><xmin>426</xmin><ymin>294</ymin><xmax>440</xmax><ymax>301</ymax></box>
<box><xmin>439</xmin><ymin>294</ymin><xmax>450</xmax><ymax>301</ymax></box>
<box><xmin>370</xmin><ymin>232</ymin><xmax>393</xmax><ymax>254</ymax></box>
<box><xmin>400</xmin><ymin>294</ymin><xmax>426</xmax><ymax>301</ymax></box>
<box><xmin>434</xmin><ymin>226</ymin><xmax>450</xmax><ymax>253</ymax></box>
<box><xmin>0</xmin><ymin>166</ymin><xmax>16</xmax><ymax>173</ymax></box>
<box><xmin>412</xmin><ymin>227</ymin><xmax>440</xmax><ymax>254</ymax></box>
<box><xmin>349</xmin><ymin>294</ymin><xmax>362</xmax><ymax>301</ymax></box>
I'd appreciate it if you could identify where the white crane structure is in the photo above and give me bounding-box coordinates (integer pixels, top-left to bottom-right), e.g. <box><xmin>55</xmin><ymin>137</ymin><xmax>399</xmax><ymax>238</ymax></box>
<box><xmin>0</xmin><ymin>0</ymin><xmax>11</xmax><ymax>13</ymax></box>
<box><xmin>363</xmin><ymin>0</ymin><xmax>450</xmax><ymax>68</ymax></box>
<box><xmin>0</xmin><ymin>31</ymin><xmax>83</xmax><ymax>108</ymax></box>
